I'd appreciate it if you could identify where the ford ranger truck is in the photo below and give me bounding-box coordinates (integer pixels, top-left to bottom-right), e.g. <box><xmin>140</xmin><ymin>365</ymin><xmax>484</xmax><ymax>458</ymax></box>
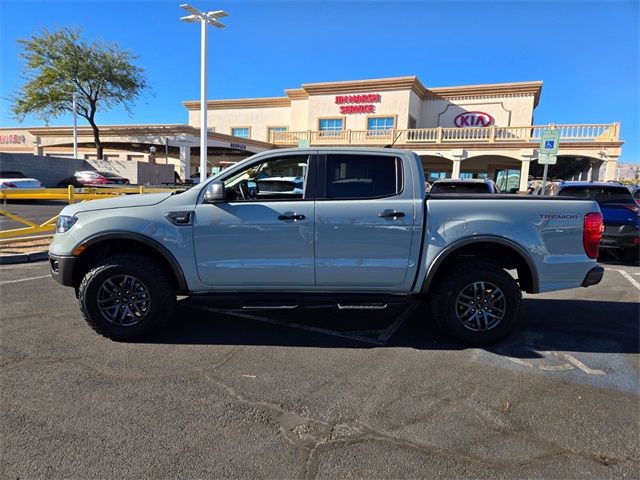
<box><xmin>49</xmin><ymin>148</ymin><xmax>604</xmax><ymax>346</ymax></box>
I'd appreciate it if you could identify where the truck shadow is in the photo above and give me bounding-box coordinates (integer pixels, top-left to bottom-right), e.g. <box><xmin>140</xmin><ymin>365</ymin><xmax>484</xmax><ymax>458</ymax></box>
<box><xmin>146</xmin><ymin>298</ymin><xmax>639</xmax><ymax>357</ymax></box>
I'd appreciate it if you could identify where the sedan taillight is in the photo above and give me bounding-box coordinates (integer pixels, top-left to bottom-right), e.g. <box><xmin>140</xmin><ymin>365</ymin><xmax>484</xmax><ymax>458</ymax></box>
<box><xmin>583</xmin><ymin>212</ymin><xmax>604</xmax><ymax>259</ymax></box>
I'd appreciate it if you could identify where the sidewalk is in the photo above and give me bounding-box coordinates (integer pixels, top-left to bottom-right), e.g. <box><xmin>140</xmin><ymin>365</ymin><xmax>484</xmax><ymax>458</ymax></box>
<box><xmin>0</xmin><ymin>236</ymin><xmax>51</xmax><ymax>264</ymax></box>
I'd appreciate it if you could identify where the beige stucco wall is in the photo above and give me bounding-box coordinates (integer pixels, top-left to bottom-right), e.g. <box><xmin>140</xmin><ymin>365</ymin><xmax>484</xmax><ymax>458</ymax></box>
<box><xmin>189</xmin><ymin>106</ymin><xmax>291</xmax><ymax>142</ymax></box>
<box><xmin>0</xmin><ymin>128</ymin><xmax>37</xmax><ymax>152</ymax></box>
<box><xmin>421</xmin><ymin>94</ymin><xmax>536</xmax><ymax>128</ymax></box>
<box><xmin>304</xmin><ymin>90</ymin><xmax>411</xmax><ymax>131</ymax></box>
<box><xmin>187</xmin><ymin>89</ymin><xmax>538</xmax><ymax>136</ymax></box>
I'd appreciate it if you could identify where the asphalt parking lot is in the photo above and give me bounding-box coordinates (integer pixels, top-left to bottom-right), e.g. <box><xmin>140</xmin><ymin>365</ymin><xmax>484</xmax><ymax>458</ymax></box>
<box><xmin>1</xmin><ymin>256</ymin><xmax>638</xmax><ymax>479</ymax></box>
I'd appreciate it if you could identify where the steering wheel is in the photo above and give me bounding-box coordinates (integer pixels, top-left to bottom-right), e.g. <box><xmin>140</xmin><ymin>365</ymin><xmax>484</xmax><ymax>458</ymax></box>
<box><xmin>238</xmin><ymin>180</ymin><xmax>250</xmax><ymax>200</ymax></box>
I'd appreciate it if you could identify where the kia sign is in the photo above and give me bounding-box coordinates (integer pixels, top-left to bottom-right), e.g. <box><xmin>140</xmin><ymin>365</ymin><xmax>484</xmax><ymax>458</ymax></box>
<box><xmin>454</xmin><ymin>111</ymin><xmax>494</xmax><ymax>128</ymax></box>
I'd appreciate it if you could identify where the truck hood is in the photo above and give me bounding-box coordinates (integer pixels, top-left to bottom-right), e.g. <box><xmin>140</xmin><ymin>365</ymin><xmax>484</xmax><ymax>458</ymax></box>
<box><xmin>61</xmin><ymin>192</ymin><xmax>173</xmax><ymax>216</ymax></box>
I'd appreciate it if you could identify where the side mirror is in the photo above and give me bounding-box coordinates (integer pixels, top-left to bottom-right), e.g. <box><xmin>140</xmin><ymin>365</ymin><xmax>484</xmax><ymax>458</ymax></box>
<box><xmin>204</xmin><ymin>181</ymin><xmax>225</xmax><ymax>203</ymax></box>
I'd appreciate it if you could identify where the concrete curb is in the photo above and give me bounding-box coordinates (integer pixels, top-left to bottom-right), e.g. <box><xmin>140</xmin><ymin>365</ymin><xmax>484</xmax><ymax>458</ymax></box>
<box><xmin>0</xmin><ymin>251</ymin><xmax>49</xmax><ymax>265</ymax></box>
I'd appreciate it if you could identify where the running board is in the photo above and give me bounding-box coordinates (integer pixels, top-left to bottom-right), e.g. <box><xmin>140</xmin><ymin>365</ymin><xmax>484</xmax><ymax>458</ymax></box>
<box><xmin>241</xmin><ymin>305</ymin><xmax>298</xmax><ymax>310</ymax></box>
<box><xmin>338</xmin><ymin>303</ymin><xmax>388</xmax><ymax>310</ymax></box>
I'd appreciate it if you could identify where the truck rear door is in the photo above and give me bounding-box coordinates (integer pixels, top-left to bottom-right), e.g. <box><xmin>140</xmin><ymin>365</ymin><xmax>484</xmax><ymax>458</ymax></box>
<box><xmin>314</xmin><ymin>152</ymin><xmax>418</xmax><ymax>289</ymax></box>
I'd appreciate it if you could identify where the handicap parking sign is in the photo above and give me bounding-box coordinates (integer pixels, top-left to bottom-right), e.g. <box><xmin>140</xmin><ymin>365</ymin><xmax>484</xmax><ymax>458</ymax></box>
<box><xmin>540</xmin><ymin>129</ymin><xmax>560</xmax><ymax>155</ymax></box>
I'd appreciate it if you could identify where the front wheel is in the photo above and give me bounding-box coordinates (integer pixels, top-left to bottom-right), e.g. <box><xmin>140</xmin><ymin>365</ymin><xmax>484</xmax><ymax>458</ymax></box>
<box><xmin>78</xmin><ymin>254</ymin><xmax>176</xmax><ymax>341</ymax></box>
<box><xmin>429</xmin><ymin>260</ymin><xmax>522</xmax><ymax>346</ymax></box>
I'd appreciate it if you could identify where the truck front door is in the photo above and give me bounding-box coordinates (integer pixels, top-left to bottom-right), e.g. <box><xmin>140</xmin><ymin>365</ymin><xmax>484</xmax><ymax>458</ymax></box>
<box><xmin>193</xmin><ymin>154</ymin><xmax>316</xmax><ymax>288</ymax></box>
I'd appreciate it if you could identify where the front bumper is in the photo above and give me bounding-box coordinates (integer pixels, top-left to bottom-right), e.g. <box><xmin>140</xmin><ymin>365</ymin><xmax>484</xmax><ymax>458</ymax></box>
<box><xmin>49</xmin><ymin>253</ymin><xmax>76</xmax><ymax>287</ymax></box>
<box><xmin>581</xmin><ymin>266</ymin><xmax>604</xmax><ymax>287</ymax></box>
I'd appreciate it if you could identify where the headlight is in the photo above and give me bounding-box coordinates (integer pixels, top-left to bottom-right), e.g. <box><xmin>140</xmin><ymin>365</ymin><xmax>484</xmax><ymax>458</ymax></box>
<box><xmin>56</xmin><ymin>215</ymin><xmax>78</xmax><ymax>233</ymax></box>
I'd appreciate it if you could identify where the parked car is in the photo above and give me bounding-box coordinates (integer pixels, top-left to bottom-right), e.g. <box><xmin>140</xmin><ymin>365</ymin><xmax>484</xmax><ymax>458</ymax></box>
<box><xmin>429</xmin><ymin>178</ymin><xmax>501</xmax><ymax>194</ymax></box>
<box><xmin>58</xmin><ymin>171</ymin><xmax>130</xmax><ymax>188</ymax></box>
<box><xmin>50</xmin><ymin>147</ymin><xmax>604</xmax><ymax>346</ymax></box>
<box><xmin>630</xmin><ymin>185</ymin><xmax>640</xmax><ymax>206</ymax></box>
<box><xmin>0</xmin><ymin>171</ymin><xmax>44</xmax><ymax>189</ymax></box>
<box><xmin>558</xmin><ymin>181</ymin><xmax>639</xmax><ymax>261</ymax></box>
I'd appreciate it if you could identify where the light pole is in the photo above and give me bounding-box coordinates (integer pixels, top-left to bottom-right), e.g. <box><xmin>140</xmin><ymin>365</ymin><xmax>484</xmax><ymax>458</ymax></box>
<box><xmin>72</xmin><ymin>90</ymin><xmax>78</xmax><ymax>159</ymax></box>
<box><xmin>180</xmin><ymin>3</ymin><xmax>228</xmax><ymax>183</ymax></box>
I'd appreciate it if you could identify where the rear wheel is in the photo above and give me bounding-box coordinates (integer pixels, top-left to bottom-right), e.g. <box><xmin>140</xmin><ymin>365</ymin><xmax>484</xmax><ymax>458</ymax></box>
<box><xmin>78</xmin><ymin>254</ymin><xmax>176</xmax><ymax>341</ymax></box>
<box><xmin>429</xmin><ymin>260</ymin><xmax>522</xmax><ymax>346</ymax></box>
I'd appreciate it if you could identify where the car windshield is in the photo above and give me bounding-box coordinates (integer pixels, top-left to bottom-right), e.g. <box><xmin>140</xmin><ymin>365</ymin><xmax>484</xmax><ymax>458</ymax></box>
<box><xmin>0</xmin><ymin>171</ymin><xmax>27</xmax><ymax>178</ymax></box>
<box><xmin>558</xmin><ymin>186</ymin><xmax>635</xmax><ymax>204</ymax></box>
<box><xmin>430</xmin><ymin>182</ymin><xmax>490</xmax><ymax>194</ymax></box>
<box><xmin>97</xmin><ymin>171</ymin><xmax>121</xmax><ymax>178</ymax></box>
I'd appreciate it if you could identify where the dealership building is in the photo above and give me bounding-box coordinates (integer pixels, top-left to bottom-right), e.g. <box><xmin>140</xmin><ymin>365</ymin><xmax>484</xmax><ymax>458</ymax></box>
<box><xmin>0</xmin><ymin>76</ymin><xmax>624</xmax><ymax>191</ymax></box>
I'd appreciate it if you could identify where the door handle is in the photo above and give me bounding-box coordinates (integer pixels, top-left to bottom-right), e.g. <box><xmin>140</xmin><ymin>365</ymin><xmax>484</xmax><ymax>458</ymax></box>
<box><xmin>378</xmin><ymin>209</ymin><xmax>406</xmax><ymax>219</ymax></box>
<box><xmin>278</xmin><ymin>213</ymin><xmax>306</xmax><ymax>221</ymax></box>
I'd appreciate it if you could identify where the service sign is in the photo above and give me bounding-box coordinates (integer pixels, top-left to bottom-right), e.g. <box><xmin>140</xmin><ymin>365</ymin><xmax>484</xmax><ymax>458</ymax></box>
<box><xmin>454</xmin><ymin>112</ymin><xmax>494</xmax><ymax>128</ymax></box>
<box><xmin>0</xmin><ymin>134</ymin><xmax>26</xmax><ymax>144</ymax></box>
<box><xmin>335</xmin><ymin>94</ymin><xmax>381</xmax><ymax>115</ymax></box>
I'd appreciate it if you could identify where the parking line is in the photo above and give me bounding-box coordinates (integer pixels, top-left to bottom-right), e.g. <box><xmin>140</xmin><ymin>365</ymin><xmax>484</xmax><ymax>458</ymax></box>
<box><xmin>187</xmin><ymin>303</ymin><xmax>415</xmax><ymax>346</ymax></box>
<box><xmin>0</xmin><ymin>274</ymin><xmax>51</xmax><ymax>285</ymax></box>
<box><xmin>604</xmin><ymin>268</ymin><xmax>640</xmax><ymax>291</ymax></box>
<box><xmin>377</xmin><ymin>303</ymin><xmax>418</xmax><ymax>343</ymax></box>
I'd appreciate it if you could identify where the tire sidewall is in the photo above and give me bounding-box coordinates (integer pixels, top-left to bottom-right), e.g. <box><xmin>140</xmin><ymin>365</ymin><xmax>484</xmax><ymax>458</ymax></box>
<box><xmin>440</xmin><ymin>265</ymin><xmax>521</xmax><ymax>346</ymax></box>
<box><xmin>80</xmin><ymin>260</ymin><xmax>172</xmax><ymax>340</ymax></box>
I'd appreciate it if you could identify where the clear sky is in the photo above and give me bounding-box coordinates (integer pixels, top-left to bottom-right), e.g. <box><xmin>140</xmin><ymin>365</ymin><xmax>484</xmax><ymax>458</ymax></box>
<box><xmin>1</xmin><ymin>0</ymin><xmax>638</xmax><ymax>162</ymax></box>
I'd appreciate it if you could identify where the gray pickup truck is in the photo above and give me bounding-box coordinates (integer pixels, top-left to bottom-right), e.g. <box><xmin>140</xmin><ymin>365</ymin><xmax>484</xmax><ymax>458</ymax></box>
<box><xmin>49</xmin><ymin>148</ymin><xmax>605</xmax><ymax>345</ymax></box>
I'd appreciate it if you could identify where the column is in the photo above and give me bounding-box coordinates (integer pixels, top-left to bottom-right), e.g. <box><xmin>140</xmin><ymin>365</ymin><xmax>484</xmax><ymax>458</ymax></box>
<box><xmin>450</xmin><ymin>149</ymin><xmax>466</xmax><ymax>179</ymax></box>
<box><xmin>603</xmin><ymin>159</ymin><xmax>617</xmax><ymax>181</ymax></box>
<box><xmin>451</xmin><ymin>159</ymin><xmax>461</xmax><ymax>179</ymax></box>
<box><xmin>180</xmin><ymin>146</ymin><xmax>191</xmax><ymax>180</ymax></box>
<box><xmin>32</xmin><ymin>137</ymin><xmax>43</xmax><ymax>156</ymax></box>
<box><xmin>519</xmin><ymin>160</ymin><xmax>530</xmax><ymax>193</ymax></box>
<box><xmin>580</xmin><ymin>167</ymin><xmax>590</xmax><ymax>181</ymax></box>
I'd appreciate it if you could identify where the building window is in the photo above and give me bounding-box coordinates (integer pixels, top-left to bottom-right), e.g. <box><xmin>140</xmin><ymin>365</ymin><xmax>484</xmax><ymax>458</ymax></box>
<box><xmin>408</xmin><ymin>116</ymin><xmax>417</xmax><ymax>129</ymax></box>
<box><xmin>267</xmin><ymin>126</ymin><xmax>288</xmax><ymax>141</ymax></box>
<box><xmin>367</xmin><ymin>116</ymin><xmax>395</xmax><ymax>137</ymax></box>
<box><xmin>318</xmin><ymin>118</ymin><xmax>344</xmax><ymax>138</ymax></box>
<box><xmin>231</xmin><ymin>127</ymin><xmax>250</xmax><ymax>139</ymax></box>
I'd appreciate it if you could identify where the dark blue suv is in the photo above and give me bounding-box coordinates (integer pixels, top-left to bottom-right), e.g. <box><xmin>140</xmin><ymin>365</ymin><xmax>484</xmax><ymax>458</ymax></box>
<box><xmin>558</xmin><ymin>182</ymin><xmax>639</xmax><ymax>261</ymax></box>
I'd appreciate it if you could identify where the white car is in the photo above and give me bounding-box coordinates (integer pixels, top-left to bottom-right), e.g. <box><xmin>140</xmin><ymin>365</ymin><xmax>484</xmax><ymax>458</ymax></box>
<box><xmin>0</xmin><ymin>171</ymin><xmax>44</xmax><ymax>189</ymax></box>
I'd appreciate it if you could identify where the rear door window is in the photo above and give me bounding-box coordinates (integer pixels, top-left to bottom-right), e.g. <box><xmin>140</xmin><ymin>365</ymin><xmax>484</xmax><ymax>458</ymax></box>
<box><xmin>324</xmin><ymin>154</ymin><xmax>402</xmax><ymax>200</ymax></box>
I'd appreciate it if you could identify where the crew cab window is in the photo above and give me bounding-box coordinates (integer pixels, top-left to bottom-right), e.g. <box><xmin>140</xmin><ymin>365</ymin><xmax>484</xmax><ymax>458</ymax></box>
<box><xmin>222</xmin><ymin>155</ymin><xmax>309</xmax><ymax>201</ymax></box>
<box><xmin>324</xmin><ymin>154</ymin><xmax>402</xmax><ymax>200</ymax></box>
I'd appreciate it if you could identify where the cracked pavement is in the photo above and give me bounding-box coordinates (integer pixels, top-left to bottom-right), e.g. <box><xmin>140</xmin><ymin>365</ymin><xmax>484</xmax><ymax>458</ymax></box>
<box><xmin>1</xmin><ymin>260</ymin><xmax>639</xmax><ymax>479</ymax></box>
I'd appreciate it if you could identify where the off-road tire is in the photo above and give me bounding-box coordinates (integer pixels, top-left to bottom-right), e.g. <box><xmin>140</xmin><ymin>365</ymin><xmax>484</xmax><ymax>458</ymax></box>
<box><xmin>429</xmin><ymin>260</ymin><xmax>522</xmax><ymax>346</ymax></box>
<box><xmin>78</xmin><ymin>254</ymin><xmax>176</xmax><ymax>341</ymax></box>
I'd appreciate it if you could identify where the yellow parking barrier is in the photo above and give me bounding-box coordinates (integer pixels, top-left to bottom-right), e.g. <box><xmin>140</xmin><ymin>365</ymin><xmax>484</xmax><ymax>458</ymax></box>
<box><xmin>0</xmin><ymin>186</ymin><xmax>181</xmax><ymax>239</ymax></box>
<box><xmin>0</xmin><ymin>210</ymin><xmax>59</xmax><ymax>239</ymax></box>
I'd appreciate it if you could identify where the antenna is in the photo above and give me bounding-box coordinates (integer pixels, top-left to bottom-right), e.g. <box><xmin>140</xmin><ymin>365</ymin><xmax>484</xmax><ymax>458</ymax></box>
<box><xmin>384</xmin><ymin>131</ymin><xmax>403</xmax><ymax>148</ymax></box>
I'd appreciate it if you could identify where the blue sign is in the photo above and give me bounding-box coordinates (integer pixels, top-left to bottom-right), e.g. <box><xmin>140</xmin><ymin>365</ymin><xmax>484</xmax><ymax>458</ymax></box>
<box><xmin>544</xmin><ymin>140</ymin><xmax>555</xmax><ymax>149</ymax></box>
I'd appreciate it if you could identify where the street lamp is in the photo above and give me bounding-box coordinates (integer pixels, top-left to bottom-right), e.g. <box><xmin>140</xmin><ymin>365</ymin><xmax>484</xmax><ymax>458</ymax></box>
<box><xmin>72</xmin><ymin>90</ymin><xmax>78</xmax><ymax>159</ymax></box>
<box><xmin>179</xmin><ymin>3</ymin><xmax>228</xmax><ymax>183</ymax></box>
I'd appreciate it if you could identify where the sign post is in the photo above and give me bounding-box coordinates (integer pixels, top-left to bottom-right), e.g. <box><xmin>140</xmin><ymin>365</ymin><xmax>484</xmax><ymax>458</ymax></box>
<box><xmin>538</xmin><ymin>129</ymin><xmax>560</xmax><ymax>195</ymax></box>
